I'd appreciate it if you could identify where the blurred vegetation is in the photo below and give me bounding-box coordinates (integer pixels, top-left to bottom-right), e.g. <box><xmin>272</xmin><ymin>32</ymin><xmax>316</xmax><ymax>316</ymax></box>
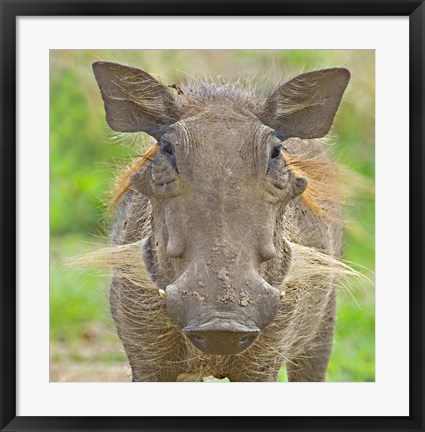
<box><xmin>50</xmin><ymin>50</ymin><xmax>375</xmax><ymax>382</ymax></box>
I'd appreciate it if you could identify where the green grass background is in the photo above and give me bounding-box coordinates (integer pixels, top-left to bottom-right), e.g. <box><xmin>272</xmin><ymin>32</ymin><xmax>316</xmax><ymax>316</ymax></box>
<box><xmin>50</xmin><ymin>50</ymin><xmax>375</xmax><ymax>382</ymax></box>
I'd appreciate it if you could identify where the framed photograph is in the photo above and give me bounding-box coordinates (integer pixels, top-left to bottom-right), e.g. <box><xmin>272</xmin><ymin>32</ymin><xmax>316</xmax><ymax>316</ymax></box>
<box><xmin>49</xmin><ymin>47</ymin><xmax>375</xmax><ymax>384</ymax></box>
<box><xmin>1</xmin><ymin>1</ymin><xmax>423</xmax><ymax>431</ymax></box>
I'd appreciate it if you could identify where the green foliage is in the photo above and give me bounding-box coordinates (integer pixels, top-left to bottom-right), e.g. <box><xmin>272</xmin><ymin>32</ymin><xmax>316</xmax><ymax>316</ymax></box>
<box><xmin>50</xmin><ymin>50</ymin><xmax>375</xmax><ymax>381</ymax></box>
<box><xmin>50</xmin><ymin>67</ymin><xmax>134</xmax><ymax>235</ymax></box>
<box><xmin>328</xmin><ymin>299</ymin><xmax>375</xmax><ymax>381</ymax></box>
<box><xmin>50</xmin><ymin>235</ymin><xmax>110</xmax><ymax>342</ymax></box>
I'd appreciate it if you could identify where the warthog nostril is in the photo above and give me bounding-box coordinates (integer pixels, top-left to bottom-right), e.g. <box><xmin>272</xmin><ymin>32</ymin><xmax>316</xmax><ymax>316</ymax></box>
<box><xmin>238</xmin><ymin>334</ymin><xmax>256</xmax><ymax>349</ymax></box>
<box><xmin>191</xmin><ymin>335</ymin><xmax>204</xmax><ymax>344</ymax></box>
<box><xmin>186</xmin><ymin>334</ymin><xmax>208</xmax><ymax>351</ymax></box>
<box><xmin>183</xmin><ymin>321</ymin><xmax>260</xmax><ymax>355</ymax></box>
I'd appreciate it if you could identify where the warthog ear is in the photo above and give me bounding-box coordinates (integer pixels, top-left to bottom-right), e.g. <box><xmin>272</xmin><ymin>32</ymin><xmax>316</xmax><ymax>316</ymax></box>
<box><xmin>260</xmin><ymin>68</ymin><xmax>350</xmax><ymax>140</ymax></box>
<box><xmin>92</xmin><ymin>61</ymin><xmax>180</xmax><ymax>139</ymax></box>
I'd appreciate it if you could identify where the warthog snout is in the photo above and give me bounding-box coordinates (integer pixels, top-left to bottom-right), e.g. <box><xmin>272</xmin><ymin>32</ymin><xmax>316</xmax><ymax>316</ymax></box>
<box><xmin>165</xmin><ymin>264</ymin><xmax>281</xmax><ymax>355</ymax></box>
<box><xmin>183</xmin><ymin>320</ymin><xmax>260</xmax><ymax>355</ymax></box>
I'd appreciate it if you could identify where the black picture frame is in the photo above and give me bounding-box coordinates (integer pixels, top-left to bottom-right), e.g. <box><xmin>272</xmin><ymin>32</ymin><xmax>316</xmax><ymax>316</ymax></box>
<box><xmin>1</xmin><ymin>1</ymin><xmax>423</xmax><ymax>431</ymax></box>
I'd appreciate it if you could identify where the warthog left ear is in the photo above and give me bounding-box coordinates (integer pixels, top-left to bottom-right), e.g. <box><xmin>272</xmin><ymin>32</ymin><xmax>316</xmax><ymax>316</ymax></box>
<box><xmin>259</xmin><ymin>68</ymin><xmax>350</xmax><ymax>140</ymax></box>
<box><xmin>92</xmin><ymin>61</ymin><xmax>181</xmax><ymax>139</ymax></box>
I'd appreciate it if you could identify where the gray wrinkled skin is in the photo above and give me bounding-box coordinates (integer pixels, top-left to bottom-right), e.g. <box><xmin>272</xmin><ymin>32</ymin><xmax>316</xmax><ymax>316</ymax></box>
<box><xmin>93</xmin><ymin>62</ymin><xmax>350</xmax><ymax>381</ymax></box>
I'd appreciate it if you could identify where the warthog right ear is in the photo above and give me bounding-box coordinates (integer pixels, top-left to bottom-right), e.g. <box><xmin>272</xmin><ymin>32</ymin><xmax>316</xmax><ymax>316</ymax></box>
<box><xmin>260</xmin><ymin>68</ymin><xmax>350</xmax><ymax>140</ymax></box>
<box><xmin>92</xmin><ymin>61</ymin><xmax>181</xmax><ymax>139</ymax></box>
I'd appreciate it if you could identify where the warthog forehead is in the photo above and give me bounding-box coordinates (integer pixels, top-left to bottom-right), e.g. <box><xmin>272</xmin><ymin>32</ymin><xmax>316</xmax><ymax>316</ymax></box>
<box><xmin>165</xmin><ymin>118</ymin><xmax>277</xmax><ymax>175</ymax></box>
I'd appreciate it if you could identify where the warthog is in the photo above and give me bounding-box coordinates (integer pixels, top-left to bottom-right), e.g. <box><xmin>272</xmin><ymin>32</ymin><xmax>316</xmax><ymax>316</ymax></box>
<box><xmin>89</xmin><ymin>61</ymin><xmax>355</xmax><ymax>381</ymax></box>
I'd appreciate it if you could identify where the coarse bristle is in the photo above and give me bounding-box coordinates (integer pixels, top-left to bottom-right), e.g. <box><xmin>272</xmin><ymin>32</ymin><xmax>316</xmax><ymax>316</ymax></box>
<box><xmin>108</xmin><ymin>144</ymin><xmax>158</xmax><ymax>211</ymax></box>
<box><xmin>283</xmin><ymin>151</ymin><xmax>342</xmax><ymax>220</ymax></box>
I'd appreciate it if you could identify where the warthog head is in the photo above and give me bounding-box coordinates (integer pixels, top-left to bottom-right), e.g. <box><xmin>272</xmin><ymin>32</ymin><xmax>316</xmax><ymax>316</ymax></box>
<box><xmin>93</xmin><ymin>61</ymin><xmax>349</xmax><ymax>355</ymax></box>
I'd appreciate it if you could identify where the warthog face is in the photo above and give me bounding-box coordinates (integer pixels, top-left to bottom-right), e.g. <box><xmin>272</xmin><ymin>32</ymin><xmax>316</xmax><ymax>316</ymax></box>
<box><xmin>93</xmin><ymin>62</ymin><xmax>349</xmax><ymax>355</ymax></box>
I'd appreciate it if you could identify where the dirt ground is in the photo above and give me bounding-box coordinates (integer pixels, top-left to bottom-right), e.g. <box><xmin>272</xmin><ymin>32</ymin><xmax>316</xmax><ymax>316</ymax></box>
<box><xmin>50</xmin><ymin>325</ymin><xmax>230</xmax><ymax>382</ymax></box>
<box><xmin>50</xmin><ymin>324</ymin><xmax>131</xmax><ymax>382</ymax></box>
<box><xmin>50</xmin><ymin>358</ymin><xmax>130</xmax><ymax>382</ymax></box>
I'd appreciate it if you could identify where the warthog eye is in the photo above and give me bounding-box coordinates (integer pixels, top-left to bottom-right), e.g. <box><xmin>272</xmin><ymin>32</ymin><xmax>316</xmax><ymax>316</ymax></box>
<box><xmin>160</xmin><ymin>139</ymin><xmax>177</xmax><ymax>170</ymax></box>
<box><xmin>270</xmin><ymin>144</ymin><xmax>282</xmax><ymax>159</ymax></box>
<box><xmin>160</xmin><ymin>139</ymin><xmax>174</xmax><ymax>156</ymax></box>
